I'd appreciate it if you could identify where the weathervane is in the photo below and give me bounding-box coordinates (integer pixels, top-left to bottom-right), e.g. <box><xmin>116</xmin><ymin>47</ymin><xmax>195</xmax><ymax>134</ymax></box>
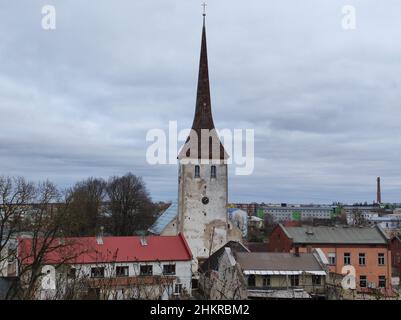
<box><xmin>202</xmin><ymin>2</ymin><xmax>207</xmax><ymax>17</ymax></box>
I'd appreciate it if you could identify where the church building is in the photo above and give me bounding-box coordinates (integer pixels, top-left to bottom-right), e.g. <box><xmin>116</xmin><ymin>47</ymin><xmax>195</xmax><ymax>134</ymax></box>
<box><xmin>149</xmin><ymin>13</ymin><xmax>243</xmax><ymax>279</ymax></box>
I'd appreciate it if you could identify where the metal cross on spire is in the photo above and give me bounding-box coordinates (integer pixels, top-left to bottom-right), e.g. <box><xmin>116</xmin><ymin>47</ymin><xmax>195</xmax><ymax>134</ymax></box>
<box><xmin>202</xmin><ymin>2</ymin><xmax>207</xmax><ymax>17</ymax></box>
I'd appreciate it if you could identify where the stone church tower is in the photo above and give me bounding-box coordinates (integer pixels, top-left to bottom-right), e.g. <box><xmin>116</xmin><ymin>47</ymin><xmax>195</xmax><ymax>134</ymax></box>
<box><xmin>177</xmin><ymin>14</ymin><xmax>229</xmax><ymax>271</ymax></box>
<box><xmin>148</xmin><ymin>12</ymin><xmax>243</xmax><ymax>277</ymax></box>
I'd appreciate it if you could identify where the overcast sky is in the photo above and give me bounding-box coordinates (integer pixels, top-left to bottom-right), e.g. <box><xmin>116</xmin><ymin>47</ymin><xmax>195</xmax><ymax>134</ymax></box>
<box><xmin>1</xmin><ymin>1</ymin><xmax>401</xmax><ymax>204</ymax></box>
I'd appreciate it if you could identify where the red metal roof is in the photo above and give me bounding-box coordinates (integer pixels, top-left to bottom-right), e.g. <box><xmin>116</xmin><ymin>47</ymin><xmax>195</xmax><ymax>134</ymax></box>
<box><xmin>18</xmin><ymin>233</ymin><xmax>192</xmax><ymax>265</ymax></box>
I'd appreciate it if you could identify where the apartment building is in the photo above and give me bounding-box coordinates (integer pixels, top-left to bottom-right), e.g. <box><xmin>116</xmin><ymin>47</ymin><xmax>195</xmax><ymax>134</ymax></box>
<box><xmin>268</xmin><ymin>224</ymin><xmax>392</xmax><ymax>293</ymax></box>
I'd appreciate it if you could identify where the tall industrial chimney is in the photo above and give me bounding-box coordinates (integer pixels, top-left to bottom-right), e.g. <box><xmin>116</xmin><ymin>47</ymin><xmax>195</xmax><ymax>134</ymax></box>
<box><xmin>376</xmin><ymin>177</ymin><xmax>382</xmax><ymax>204</ymax></box>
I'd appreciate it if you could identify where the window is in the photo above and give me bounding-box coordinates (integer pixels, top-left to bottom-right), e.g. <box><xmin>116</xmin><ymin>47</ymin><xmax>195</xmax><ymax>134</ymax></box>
<box><xmin>7</xmin><ymin>248</ymin><xmax>15</xmax><ymax>263</ymax></box>
<box><xmin>328</xmin><ymin>253</ymin><xmax>336</xmax><ymax>265</ymax></box>
<box><xmin>174</xmin><ymin>283</ymin><xmax>183</xmax><ymax>295</ymax></box>
<box><xmin>163</xmin><ymin>264</ymin><xmax>176</xmax><ymax>275</ymax></box>
<box><xmin>344</xmin><ymin>253</ymin><xmax>351</xmax><ymax>265</ymax></box>
<box><xmin>378</xmin><ymin>276</ymin><xmax>386</xmax><ymax>288</ymax></box>
<box><xmin>68</xmin><ymin>267</ymin><xmax>76</xmax><ymax>279</ymax></box>
<box><xmin>248</xmin><ymin>275</ymin><xmax>255</xmax><ymax>287</ymax></box>
<box><xmin>140</xmin><ymin>265</ymin><xmax>153</xmax><ymax>276</ymax></box>
<box><xmin>192</xmin><ymin>278</ymin><xmax>199</xmax><ymax>289</ymax></box>
<box><xmin>290</xmin><ymin>275</ymin><xmax>299</xmax><ymax>287</ymax></box>
<box><xmin>378</xmin><ymin>253</ymin><xmax>385</xmax><ymax>265</ymax></box>
<box><xmin>91</xmin><ymin>267</ymin><xmax>105</xmax><ymax>278</ymax></box>
<box><xmin>359</xmin><ymin>253</ymin><xmax>366</xmax><ymax>266</ymax></box>
<box><xmin>116</xmin><ymin>266</ymin><xmax>129</xmax><ymax>277</ymax></box>
<box><xmin>312</xmin><ymin>275</ymin><xmax>321</xmax><ymax>285</ymax></box>
<box><xmin>211</xmin><ymin>165</ymin><xmax>216</xmax><ymax>178</ymax></box>
<box><xmin>359</xmin><ymin>275</ymin><xmax>367</xmax><ymax>288</ymax></box>
<box><xmin>195</xmin><ymin>165</ymin><xmax>200</xmax><ymax>178</ymax></box>
<box><xmin>262</xmin><ymin>276</ymin><xmax>271</xmax><ymax>287</ymax></box>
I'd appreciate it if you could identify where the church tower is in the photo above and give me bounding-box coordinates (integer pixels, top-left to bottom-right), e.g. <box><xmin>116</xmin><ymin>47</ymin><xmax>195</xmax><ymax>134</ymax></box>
<box><xmin>177</xmin><ymin>12</ymin><xmax>229</xmax><ymax>272</ymax></box>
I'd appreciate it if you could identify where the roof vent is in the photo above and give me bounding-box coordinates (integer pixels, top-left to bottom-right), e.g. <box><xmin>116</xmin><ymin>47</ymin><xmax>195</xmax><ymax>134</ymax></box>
<box><xmin>96</xmin><ymin>226</ymin><xmax>104</xmax><ymax>245</ymax></box>
<box><xmin>140</xmin><ymin>236</ymin><xmax>148</xmax><ymax>246</ymax></box>
<box><xmin>305</xmin><ymin>226</ymin><xmax>314</xmax><ymax>235</ymax></box>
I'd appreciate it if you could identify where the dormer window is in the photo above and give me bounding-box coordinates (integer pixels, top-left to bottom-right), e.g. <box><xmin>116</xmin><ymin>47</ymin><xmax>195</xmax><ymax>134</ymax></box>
<box><xmin>211</xmin><ymin>165</ymin><xmax>216</xmax><ymax>178</ymax></box>
<box><xmin>195</xmin><ymin>165</ymin><xmax>200</xmax><ymax>178</ymax></box>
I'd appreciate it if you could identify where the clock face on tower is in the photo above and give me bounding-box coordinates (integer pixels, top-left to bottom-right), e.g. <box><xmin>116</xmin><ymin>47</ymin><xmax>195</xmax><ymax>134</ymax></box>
<box><xmin>202</xmin><ymin>196</ymin><xmax>209</xmax><ymax>205</ymax></box>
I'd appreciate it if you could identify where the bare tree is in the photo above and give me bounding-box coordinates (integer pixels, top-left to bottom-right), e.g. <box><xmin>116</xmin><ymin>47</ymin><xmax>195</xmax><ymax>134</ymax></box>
<box><xmin>352</xmin><ymin>208</ymin><xmax>368</xmax><ymax>226</ymax></box>
<box><xmin>107</xmin><ymin>173</ymin><xmax>155</xmax><ymax>236</ymax></box>
<box><xmin>0</xmin><ymin>177</ymin><xmax>36</xmax><ymax>279</ymax></box>
<box><xmin>1</xmin><ymin>179</ymin><xmax>86</xmax><ymax>300</ymax></box>
<box><xmin>64</xmin><ymin>177</ymin><xmax>107</xmax><ymax>236</ymax></box>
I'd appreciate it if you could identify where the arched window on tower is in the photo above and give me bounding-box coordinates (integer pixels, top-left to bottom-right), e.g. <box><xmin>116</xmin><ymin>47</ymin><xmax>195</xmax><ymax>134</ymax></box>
<box><xmin>211</xmin><ymin>165</ymin><xmax>216</xmax><ymax>178</ymax></box>
<box><xmin>195</xmin><ymin>165</ymin><xmax>200</xmax><ymax>178</ymax></box>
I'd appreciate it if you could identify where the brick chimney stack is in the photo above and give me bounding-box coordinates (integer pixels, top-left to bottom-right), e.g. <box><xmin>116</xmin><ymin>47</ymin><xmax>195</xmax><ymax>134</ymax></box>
<box><xmin>377</xmin><ymin>177</ymin><xmax>382</xmax><ymax>204</ymax></box>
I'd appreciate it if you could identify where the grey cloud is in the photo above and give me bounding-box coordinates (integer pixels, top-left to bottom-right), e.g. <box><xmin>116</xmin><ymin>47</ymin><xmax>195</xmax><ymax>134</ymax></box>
<box><xmin>1</xmin><ymin>0</ymin><xmax>401</xmax><ymax>203</ymax></box>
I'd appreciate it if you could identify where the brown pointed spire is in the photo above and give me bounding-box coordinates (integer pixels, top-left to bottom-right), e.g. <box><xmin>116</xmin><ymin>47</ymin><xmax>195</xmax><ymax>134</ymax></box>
<box><xmin>180</xmin><ymin>15</ymin><xmax>227</xmax><ymax>160</ymax></box>
<box><xmin>191</xmin><ymin>16</ymin><xmax>214</xmax><ymax>132</ymax></box>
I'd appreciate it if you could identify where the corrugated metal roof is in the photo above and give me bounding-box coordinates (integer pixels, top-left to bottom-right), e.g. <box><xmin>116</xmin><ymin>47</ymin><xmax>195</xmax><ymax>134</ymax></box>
<box><xmin>19</xmin><ymin>234</ymin><xmax>192</xmax><ymax>264</ymax></box>
<box><xmin>236</xmin><ymin>252</ymin><xmax>325</xmax><ymax>273</ymax></box>
<box><xmin>282</xmin><ymin>225</ymin><xmax>387</xmax><ymax>244</ymax></box>
<box><xmin>243</xmin><ymin>270</ymin><xmax>326</xmax><ymax>276</ymax></box>
<box><xmin>148</xmin><ymin>201</ymin><xmax>178</xmax><ymax>235</ymax></box>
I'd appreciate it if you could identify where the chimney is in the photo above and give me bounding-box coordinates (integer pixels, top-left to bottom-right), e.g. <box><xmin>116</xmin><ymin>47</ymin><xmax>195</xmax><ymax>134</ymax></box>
<box><xmin>96</xmin><ymin>226</ymin><xmax>104</xmax><ymax>245</ymax></box>
<box><xmin>140</xmin><ymin>236</ymin><xmax>148</xmax><ymax>246</ymax></box>
<box><xmin>377</xmin><ymin>177</ymin><xmax>382</xmax><ymax>204</ymax></box>
<box><xmin>59</xmin><ymin>230</ymin><xmax>65</xmax><ymax>246</ymax></box>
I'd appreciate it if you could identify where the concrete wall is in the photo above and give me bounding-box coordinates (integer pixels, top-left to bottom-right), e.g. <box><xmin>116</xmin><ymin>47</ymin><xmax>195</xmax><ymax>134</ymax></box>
<box><xmin>161</xmin><ymin>218</ymin><xmax>179</xmax><ymax>236</ymax></box>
